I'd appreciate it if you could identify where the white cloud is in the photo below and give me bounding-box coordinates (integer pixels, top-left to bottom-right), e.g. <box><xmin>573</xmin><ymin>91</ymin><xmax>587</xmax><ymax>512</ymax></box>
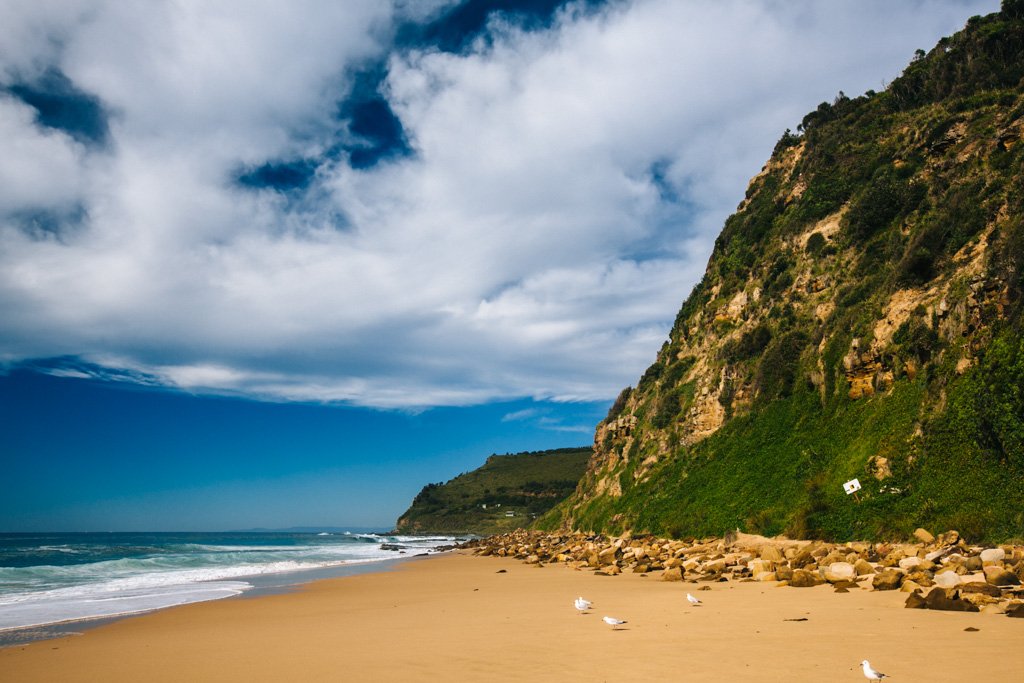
<box><xmin>0</xmin><ymin>0</ymin><xmax>1000</xmax><ymax>407</ymax></box>
<box><xmin>0</xmin><ymin>97</ymin><xmax>83</xmax><ymax>213</ymax></box>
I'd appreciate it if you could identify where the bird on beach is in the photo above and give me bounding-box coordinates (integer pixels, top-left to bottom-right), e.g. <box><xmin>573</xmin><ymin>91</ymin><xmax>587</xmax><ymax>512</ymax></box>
<box><xmin>861</xmin><ymin>660</ymin><xmax>888</xmax><ymax>681</ymax></box>
<box><xmin>686</xmin><ymin>593</ymin><xmax>702</xmax><ymax>606</ymax></box>
<box><xmin>574</xmin><ymin>596</ymin><xmax>592</xmax><ymax>614</ymax></box>
<box><xmin>602</xmin><ymin>616</ymin><xmax>627</xmax><ymax>630</ymax></box>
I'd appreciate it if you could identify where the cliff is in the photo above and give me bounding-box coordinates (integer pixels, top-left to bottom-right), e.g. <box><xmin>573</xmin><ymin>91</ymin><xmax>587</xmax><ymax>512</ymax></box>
<box><xmin>539</xmin><ymin>4</ymin><xmax>1024</xmax><ymax>542</ymax></box>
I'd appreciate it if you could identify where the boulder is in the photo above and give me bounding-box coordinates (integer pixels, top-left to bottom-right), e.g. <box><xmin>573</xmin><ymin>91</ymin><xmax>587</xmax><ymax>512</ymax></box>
<box><xmin>661</xmin><ymin>566</ymin><xmax>683</xmax><ymax>582</ymax></box>
<box><xmin>961</xmin><ymin>592</ymin><xmax>1000</xmax><ymax>607</ymax></box>
<box><xmin>760</xmin><ymin>545</ymin><xmax>784</xmax><ymax>562</ymax></box>
<box><xmin>899</xmin><ymin>556</ymin><xmax>923</xmax><ymax>571</ymax></box>
<box><xmin>748</xmin><ymin>559</ymin><xmax>771</xmax><ymax>575</ymax></box>
<box><xmin>824</xmin><ymin>562</ymin><xmax>856</xmax><ymax>583</ymax></box>
<box><xmin>791</xmin><ymin>550</ymin><xmax>816</xmax><ymax>569</ymax></box>
<box><xmin>753</xmin><ymin>571</ymin><xmax>777</xmax><ymax>582</ymax></box>
<box><xmin>1006</xmin><ymin>603</ymin><xmax>1024</xmax><ymax>618</ymax></box>
<box><xmin>790</xmin><ymin>569</ymin><xmax>824</xmax><ymax>588</ymax></box>
<box><xmin>904</xmin><ymin>591</ymin><xmax>927</xmax><ymax>609</ymax></box>
<box><xmin>822</xmin><ymin>551</ymin><xmax>847</xmax><ymax>566</ymax></box>
<box><xmin>901</xmin><ymin>580</ymin><xmax>925</xmax><ymax>594</ymax></box>
<box><xmin>933</xmin><ymin>570</ymin><xmax>961</xmax><ymax>588</ymax></box>
<box><xmin>913</xmin><ymin>528</ymin><xmax>935</xmax><ymax>544</ymax></box>
<box><xmin>775</xmin><ymin>565</ymin><xmax>794</xmax><ymax>581</ymax></box>
<box><xmin>983</xmin><ymin>566</ymin><xmax>1020</xmax><ymax>586</ymax></box>
<box><xmin>854</xmin><ymin>559</ymin><xmax>875</xmax><ymax>576</ymax></box>
<box><xmin>923</xmin><ymin>587</ymin><xmax>979</xmax><ymax>612</ymax></box>
<box><xmin>980</xmin><ymin>548</ymin><xmax>1006</xmax><ymax>564</ymax></box>
<box><xmin>598</xmin><ymin>546</ymin><xmax>620</xmax><ymax>566</ymax></box>
<box><xmin>872</xmin><ymin>569</ymin><xmax>904</xmax><ymax>591</ymax></box>
<box><xmin>905</xmin><ymin>573</ymin><xmax>937</xmax><ymax>589</ymax></box>
<box><xmin>704</xmin><ymin>558</ymin><xmax>727</xmax><ymax>573</ymax></box>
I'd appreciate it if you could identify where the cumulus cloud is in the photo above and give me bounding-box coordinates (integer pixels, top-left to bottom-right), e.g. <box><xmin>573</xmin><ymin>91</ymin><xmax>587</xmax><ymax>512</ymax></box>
<box><xmin>0</xmin><ymin>0</ymin><xmax>999</xmax><ymax>407</ymax></box>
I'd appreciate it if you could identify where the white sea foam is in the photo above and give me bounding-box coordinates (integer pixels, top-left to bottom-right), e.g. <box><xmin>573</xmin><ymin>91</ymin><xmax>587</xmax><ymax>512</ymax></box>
<box><xmin>0</xmin><ymin>580</ymin><xmax>252</xmax><ymax>631</ymax></box>
<box><xmin>0</xmin><ymin>534</ymin><xmax>458</xmax><ymax>631</ymax></box>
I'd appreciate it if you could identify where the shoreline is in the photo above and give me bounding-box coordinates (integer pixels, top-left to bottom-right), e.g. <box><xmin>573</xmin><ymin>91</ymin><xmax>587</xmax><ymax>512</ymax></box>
<box><xmin>1</xmin><ymin>549</ymin><xmax>1022</xmax><ymax>681</ymax></box>
<box><xmin>0</xmin><ymin>553</ymin><xmax>425</xmax><ymax>648</ymax></box>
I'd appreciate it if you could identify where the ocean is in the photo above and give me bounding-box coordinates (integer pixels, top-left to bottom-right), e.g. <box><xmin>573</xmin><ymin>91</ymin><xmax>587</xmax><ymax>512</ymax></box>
<box><xmin>0</xmin><ymin>531</ymin><xmax>461</xmax><ymax>638</ymax></box>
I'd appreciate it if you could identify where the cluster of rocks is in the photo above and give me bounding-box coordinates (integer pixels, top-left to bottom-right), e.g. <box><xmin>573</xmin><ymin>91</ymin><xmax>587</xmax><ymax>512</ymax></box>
<box><xmin>460</xmin><ymin>528</ymin><xmax>1024</xmax><ymax>617</ymax></box>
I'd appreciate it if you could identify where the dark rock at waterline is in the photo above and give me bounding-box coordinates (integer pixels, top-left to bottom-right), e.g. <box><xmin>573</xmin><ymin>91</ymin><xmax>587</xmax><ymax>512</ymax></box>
<box><xmin>924</xmin><ymin>587</ymin><xmax>979</xmax><ymax>612</ymax></box>
<box><xmin>905</xmin><ymin>591</ymin><xmax>927</xmax><ymax>609</ymax></box>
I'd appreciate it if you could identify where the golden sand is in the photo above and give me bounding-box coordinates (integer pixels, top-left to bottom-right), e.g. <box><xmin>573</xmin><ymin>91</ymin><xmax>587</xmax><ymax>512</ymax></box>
<box><xmin>2</xmin><ymin>551</ymin><xmax>1022</xmax><ymax>682</ymax></box>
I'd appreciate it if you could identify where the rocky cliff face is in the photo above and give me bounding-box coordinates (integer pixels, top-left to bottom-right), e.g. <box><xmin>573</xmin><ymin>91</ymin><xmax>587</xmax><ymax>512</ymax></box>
<box><xmin>540</xmin><ymin>5</ymin><xmax>1024</xmax><ymax>542</ymax></box>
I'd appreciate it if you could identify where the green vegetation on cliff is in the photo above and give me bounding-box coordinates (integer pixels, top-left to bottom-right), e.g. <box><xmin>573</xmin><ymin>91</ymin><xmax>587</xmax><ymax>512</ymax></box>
<box><xmin>395</xmin><ymin>447</ymin><xmax>591</xmax><ymax>534</ymax></box>
<box><xmin>540</xmin><ymin>3</ymin><xmax>1024</xmax><ymax>543</ymax></box>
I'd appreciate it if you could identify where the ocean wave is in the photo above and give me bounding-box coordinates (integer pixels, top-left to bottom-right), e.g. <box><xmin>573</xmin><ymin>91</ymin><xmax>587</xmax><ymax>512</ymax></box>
<box><xmin>0</xmin><ymin>533</ymin><xmax>460</xmax><ymax>631</ymax></box>
<box><xmin>0</xmin><ymin>580</ymin><xmax>252</xmax><ymax>631</ymax></box>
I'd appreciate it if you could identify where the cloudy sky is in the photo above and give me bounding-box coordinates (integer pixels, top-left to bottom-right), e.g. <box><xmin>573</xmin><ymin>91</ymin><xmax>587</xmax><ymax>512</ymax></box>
<box><xmin>0</xmin><ymin>0</ymin><xmax>998</xmax><ymax>530</ymax></box>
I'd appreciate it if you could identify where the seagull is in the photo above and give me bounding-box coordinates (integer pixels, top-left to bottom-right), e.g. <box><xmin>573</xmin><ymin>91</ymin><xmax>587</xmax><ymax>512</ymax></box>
<box><xmin>861</xmin><ymin>660</ymin><xmax>888</xmax><ymax>681</ymax></box>
<box><xmin>574</xmin><ymin>597</ymin><xmax>592</xmax><ymax>614</ymax></box>
<box><xmin>686</xmin><ymin>593</ymin><xmax>702</xmax><ymax>606</ymax></box>
<box><xmin>602</xmin><ymin>616</ymin><xmax>627</xmax><ymax>630</ymax></box>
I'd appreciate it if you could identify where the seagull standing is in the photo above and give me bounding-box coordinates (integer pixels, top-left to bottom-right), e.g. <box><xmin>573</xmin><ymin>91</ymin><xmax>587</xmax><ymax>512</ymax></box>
<box><xmin>861</xmin><ymin>660</ymin><xmax>888</xmax><ymax>681</ymax></box>
<box><xmin>602</xmin><ymin>616</ymin><xmax>627</xmax><ymax>630</ymax></box>
<box><xmin>574</xmin><ymin>597</ymin><xmax>592</xmax><ymax>614</ymax></box>
<box><xmin>686</xmin><ymin>593</ymin><xmax>702</xmax><ymax>606</ymax></box>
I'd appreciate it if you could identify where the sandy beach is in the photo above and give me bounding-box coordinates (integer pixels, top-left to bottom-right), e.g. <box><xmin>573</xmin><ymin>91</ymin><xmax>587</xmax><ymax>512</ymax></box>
<box><xmin>2</xmin><ymin>550</ymin><xmax>1022</xmax><ymax>682</ymax></box>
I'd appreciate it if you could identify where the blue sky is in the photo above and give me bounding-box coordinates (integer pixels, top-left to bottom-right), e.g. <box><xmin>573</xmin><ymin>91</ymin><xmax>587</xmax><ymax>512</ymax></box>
<box><xmin>0</xmin><ymin>367</ymin><xmax>603</xmax><ymax>530</ymax></box>
<box><xmin>0</xmin><ymin>0</ymin><xmax>998</xmax><ymax>530</ymax></box>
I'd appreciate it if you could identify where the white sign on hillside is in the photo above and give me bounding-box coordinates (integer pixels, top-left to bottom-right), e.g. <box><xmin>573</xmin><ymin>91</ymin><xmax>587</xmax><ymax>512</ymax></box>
<box><xmin>843</xmin><ymin>478</ymin><xmax>862</xmax><ymax>495</ymax></box>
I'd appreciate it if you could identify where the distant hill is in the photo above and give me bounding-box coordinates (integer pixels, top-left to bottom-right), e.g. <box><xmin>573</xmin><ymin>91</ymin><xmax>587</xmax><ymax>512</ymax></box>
<box><xmin>540</xmin><ymin>3</ymin><xmax>1024</xmax><ymax>543</ymax></box>
<box><xmin>394</xmin><ymin>447</ymin><xmax>591</xmax><ymax>534</ymax></box>
<box><xmin>226</xmin><ymin>527</ymin><xmax>385</xmax><ymax>534</ymax></box>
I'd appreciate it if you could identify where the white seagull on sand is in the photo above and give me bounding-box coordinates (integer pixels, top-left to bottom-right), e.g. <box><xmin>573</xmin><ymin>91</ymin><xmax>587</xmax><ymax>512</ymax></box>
<box><xmin>602</xmin><ymin>616</ymin><xmax>627</xmax><ymax>629</ymax></box>
<box><xmin>686</xmin><ymin>593</ymin><xmax>702</xmax><ymax>606</ymax></box>
<box><xmin>574</xmin><ymin>597</ymin><xmax>592</xmax><ymax>613</ymax></box>
<box><xmin>861</xmin><ymin>660</ymin><xmax>888</xmax><ymax>681</ymax></box>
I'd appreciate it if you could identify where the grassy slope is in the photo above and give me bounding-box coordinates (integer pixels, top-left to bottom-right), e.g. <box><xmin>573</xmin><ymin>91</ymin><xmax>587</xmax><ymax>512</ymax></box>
<box><xmin>544</xmin><ymin>337</ymin><xmax>1024</xmax><ymax>542</ymax></box>
<box><xmin>540</xmin><ymin>5</ymin><xmax>1024</xmax><ymax>543</ymax></box>
<box><xmin>395</xmin><ymin>447</ymin><xmax>591</xmax><ymax>534</ymax></box>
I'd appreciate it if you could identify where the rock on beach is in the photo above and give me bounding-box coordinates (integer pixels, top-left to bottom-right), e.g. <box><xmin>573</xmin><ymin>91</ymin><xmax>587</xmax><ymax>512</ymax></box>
<box><xmin>459</xmin><ymin>529</ymin><xmax>1024</xmax><ymax>617</ymax></box>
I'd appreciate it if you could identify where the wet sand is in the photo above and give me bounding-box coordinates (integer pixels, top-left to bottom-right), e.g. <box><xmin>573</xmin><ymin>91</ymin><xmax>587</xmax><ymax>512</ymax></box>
<box><xmin>2</xmin><ymin>551</ymin><xmax>1022</xmax><ymax>681</ymax></box>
